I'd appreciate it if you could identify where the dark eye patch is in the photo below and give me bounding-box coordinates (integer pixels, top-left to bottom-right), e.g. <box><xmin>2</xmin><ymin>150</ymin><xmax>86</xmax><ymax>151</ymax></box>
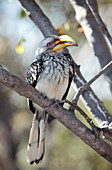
<box><xmin>47</xmin><ymin>42</ymin><xmax>52</xmax><ymax>47</ymax></box>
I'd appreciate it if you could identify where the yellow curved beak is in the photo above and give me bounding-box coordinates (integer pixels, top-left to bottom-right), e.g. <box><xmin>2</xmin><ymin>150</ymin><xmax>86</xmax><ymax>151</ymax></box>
<box><xmin>52</xmin><ymin>35</ymin><xmax>78</xmax><ymax>52</ymax></box>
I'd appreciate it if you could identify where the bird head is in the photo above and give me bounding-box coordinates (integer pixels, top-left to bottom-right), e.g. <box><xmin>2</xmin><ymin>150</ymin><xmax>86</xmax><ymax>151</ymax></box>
<box><xmin>36</xmin><ymin>35</ymin><xmax>78</xmax><ymax>55</ymax></box>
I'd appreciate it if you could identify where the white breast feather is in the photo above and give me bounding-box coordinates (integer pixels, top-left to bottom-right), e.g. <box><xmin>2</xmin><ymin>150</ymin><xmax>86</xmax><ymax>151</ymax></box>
<box><xmin>33</xmin><ymin>60</ymin><xmax>69</xmax><ymax>111</ymax></box>
<box><xmin>36</xmin><ymin>66</ymin><xmax>69</xmax><ymax>100</ymax></box>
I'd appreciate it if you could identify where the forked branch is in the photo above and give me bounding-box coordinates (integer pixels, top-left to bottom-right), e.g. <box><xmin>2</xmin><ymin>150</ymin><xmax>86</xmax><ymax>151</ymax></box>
<box><xmin>18</xmin><ymin>0</ymin><xmax>112</xmax><ymax>130</ymax></box>
<box><xmin>0</xmin><ymin>66</ymin><xmax>112</xmax><ymax>163</ymax></box>
<box><xmin>73</xmin><ymin>60</ymin><xmax>112</xmax><ymax>105</ymax></box>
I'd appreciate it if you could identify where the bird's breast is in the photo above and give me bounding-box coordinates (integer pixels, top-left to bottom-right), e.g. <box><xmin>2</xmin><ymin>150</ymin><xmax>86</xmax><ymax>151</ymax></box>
<box><xmin>35</xmin><ymin>61</ymin><xmax>70</xmax><ymax>100</ymax></box>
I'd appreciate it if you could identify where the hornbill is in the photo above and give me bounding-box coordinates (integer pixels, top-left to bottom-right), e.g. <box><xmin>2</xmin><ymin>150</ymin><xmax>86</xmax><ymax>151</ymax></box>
<box><xmin>26</xmin><ymin>35</ymin><xmax>78</xmax><ymax>165</ymax></box>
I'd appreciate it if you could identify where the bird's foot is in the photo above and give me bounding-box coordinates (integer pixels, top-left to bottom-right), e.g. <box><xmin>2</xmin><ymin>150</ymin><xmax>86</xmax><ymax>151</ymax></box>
<box><xmin>45</xmin><ymin>99</ymin><xmax>68</xmax><ymax>111</ymax></box>
<box><xmin>92</xmin><ymin>127</ymin><xmax>101</xmax><ymax>139</ymax></box>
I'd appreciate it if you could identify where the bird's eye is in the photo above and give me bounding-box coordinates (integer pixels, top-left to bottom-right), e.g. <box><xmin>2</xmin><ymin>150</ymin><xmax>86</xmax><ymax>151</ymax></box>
<box><xmin>47</xmin><ymin>42</ymin><xmax>52</xmax><ymax>47</ymax></box>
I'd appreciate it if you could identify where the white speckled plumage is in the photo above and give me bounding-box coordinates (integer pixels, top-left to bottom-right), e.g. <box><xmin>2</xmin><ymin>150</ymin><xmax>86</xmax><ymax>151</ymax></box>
<box><xmin>26</xmin><ymin>35</ymin><xmax>76</xmax><ymax>165</ymax></box>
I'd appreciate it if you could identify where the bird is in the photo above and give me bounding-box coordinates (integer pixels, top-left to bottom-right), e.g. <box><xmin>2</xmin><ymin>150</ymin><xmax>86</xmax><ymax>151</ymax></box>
<box><xmin>26</xmin><ymin>35</ymin><xmax>78</xmax><ymax>165</ymax></box>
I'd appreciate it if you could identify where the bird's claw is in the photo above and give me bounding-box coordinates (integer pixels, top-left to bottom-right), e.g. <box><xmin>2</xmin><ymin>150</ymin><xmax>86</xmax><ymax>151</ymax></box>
<box><xmin>92</xmin><ymin>127</ymin><xmax>101</xmax><ymax>139</ymax></box>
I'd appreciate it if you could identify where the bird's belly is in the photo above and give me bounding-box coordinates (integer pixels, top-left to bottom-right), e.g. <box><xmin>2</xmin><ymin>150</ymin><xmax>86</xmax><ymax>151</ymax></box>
<box><xmin>35</xmin><ymin>75</ymin><xmax>69</xmax><ymax>100</ymax></box>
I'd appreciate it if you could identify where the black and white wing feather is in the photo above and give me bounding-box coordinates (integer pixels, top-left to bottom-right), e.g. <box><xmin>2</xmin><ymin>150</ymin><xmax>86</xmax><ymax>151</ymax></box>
<box><xmin>26</xmin><ymin>60</ymin><xmax>47</xmax><ymax>165</ymax></box>
<box><xmin>26</xmin><ymin>52</ymin><xmax>74</xmax><ymax>165</ymax></box>
<box><xmin>27</xmin><ymin>60</ymin><xmax>42</xmax><ymax>87</ymax></box>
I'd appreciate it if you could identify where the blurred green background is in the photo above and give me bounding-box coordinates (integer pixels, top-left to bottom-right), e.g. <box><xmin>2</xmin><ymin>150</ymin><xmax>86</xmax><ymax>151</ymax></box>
<box><xmin>0</xmin><ymin>0</ymin><xmax>112</xmax><ymax>170</ymax></box>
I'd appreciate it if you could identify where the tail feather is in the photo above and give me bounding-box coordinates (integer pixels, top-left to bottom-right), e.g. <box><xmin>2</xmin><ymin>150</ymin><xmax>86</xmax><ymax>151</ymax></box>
<box><xmin>27</xmin><ymin>112</ymin><xmax>47</xmax><ymax>165</ymax></box>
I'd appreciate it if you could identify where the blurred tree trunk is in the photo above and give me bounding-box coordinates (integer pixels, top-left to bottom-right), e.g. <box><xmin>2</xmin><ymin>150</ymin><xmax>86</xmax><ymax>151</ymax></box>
<box><xmin>0</xmin><ymin>88</ymin><xmax>19</xmax><ymax>170</ymax></box>
<box><xmin>70</xmin><ymin>0</ymin><xmax>112</xmax><ymax>91</ymax></box>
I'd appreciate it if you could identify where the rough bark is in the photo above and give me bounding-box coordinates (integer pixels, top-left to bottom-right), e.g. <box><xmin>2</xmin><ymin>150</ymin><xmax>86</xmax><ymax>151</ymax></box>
<box><xmin>86</xmin><ymin>0</ymin><xmax>112</xmax><ymax>45</ymax></box>
<box><xmin>18</xmin><ymin>0</ymin><xmax>112</xmax><ymax>132</ymax></box>
<box><xmin>0</xmin><ymin>67</ymin><xmax>112</xmax><ymax>163</ymax></box>
<box><xmin>69</xmin><ymin>0</ymin><xmax>112</xmax><ymax>91</ymax></box>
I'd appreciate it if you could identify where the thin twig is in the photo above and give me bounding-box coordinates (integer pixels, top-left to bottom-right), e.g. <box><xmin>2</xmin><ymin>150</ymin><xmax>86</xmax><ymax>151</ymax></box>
<box><xmin>69</xmin><ymin>0</ymin><xmax>112</xmax><ymax>127</ymax></box>
<box><xmin>1</xmin><ymin>66</ymin><xmax>112</xmax><ymax>163</ymax></box>
<box><xmin>86</xmin><ymin>0</ymin><xmax>112</xmax><ymax>45</ymax></box>
<box><xmin>75</xmin><ymin>105</ymin><xmax>101</xmax><ymax>138</ymax></box>
<box><xmin>46</xmin><ymin>99</ymin><xmax>100</xmax><ymax>137</ymax></box>
<box><xmin>18</xmin><ymin>0</ymin><xmax>112</xmax><ymax>130</ymax></box>
<box><xmin>73</xmin><ymin>60</ymin><xmax>112</xmax><ymax>104</ymax></box>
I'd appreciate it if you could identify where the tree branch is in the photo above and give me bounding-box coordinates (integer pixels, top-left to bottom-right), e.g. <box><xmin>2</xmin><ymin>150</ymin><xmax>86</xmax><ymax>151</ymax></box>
<box><xmin>73</xmin><ymin>60</ymin><xmax>112</xmax><ymax>104</ymax></box>
<box><xmin>0</xmin><ymin>66</ymin><xmax>112</xmax><ymax>163</ymax></box>
<box><xmin>86</xmin><ymin>0</ymin><xmax>112</xmax><ymax>45</ymax></box>
<box><xmin>69</xmin><ymin>0</ymin><xmax>112</xmax><ymax>91</ymax></box>
<box><xmin>46</xmin><ymin>99</ymin><xmax>101</xmax><ymax>138</ymax></box>
<box><xmin>18</xmin><ymin>0</ymin><xmax>112</xmax><ymax>132</ymax></box>
<box><xmin>73</xmin><ymin>65</ymin><xmax>112</xmax><ymax>128</ymax></box>
<box><xmin>18</xmin><ymin>0</ymin><xmax>57</xmax><ymax>37</ymax></box>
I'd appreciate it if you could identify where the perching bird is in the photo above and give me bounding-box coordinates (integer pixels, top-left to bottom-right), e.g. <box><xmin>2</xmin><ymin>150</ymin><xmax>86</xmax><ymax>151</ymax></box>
<box><xmin>26</xmin><ymin>35</ymin><xmax>78</xmax><ymax>165</ymax></box>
